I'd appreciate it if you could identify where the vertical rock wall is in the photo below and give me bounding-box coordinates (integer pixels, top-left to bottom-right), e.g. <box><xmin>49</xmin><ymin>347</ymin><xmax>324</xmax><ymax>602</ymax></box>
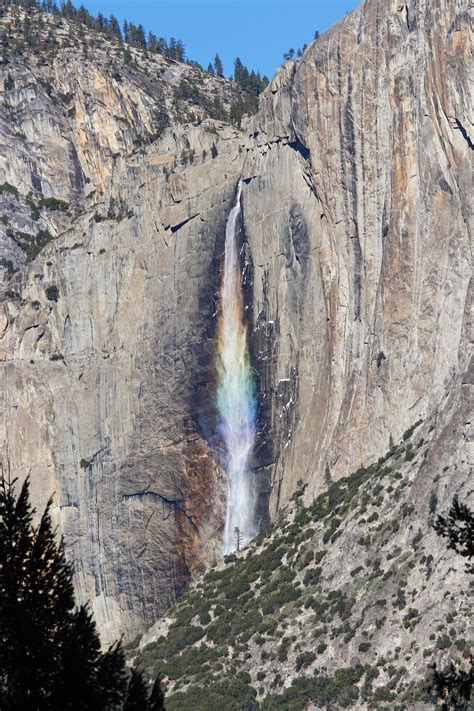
<box><xmin>241</xmin><ymin>0</ymin><xmax>471</xmax><ymax>513</ymax></box>
<box><xmin>1</xmin><ymin>123</ymin><xmax>247</xmax><ymax>642</ymax></box>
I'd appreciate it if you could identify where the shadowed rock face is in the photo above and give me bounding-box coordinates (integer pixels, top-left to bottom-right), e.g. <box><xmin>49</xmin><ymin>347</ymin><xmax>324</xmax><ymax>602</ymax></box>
<box><xmin>0</xmin><ymin>0</ymin><xmax>472</xmax><ymax>642</ymax></box>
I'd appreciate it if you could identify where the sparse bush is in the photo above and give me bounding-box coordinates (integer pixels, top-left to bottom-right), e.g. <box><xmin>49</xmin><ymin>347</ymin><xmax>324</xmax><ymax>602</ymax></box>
<box><xmin>295</xmin><ymin>651</ymin><xmax>316</xmax><ymax>671</ymax></box>
<box><xmin>303</xmin><ymin>566</ymin><xmax>322</xmax><ymax>586</ymax></box>
<box><xmin>45</xmin><ymin>285</ymin><xmax>59</xmax><ymax>302</ymax></box>
<box><xmin>436</xmin><ymin>634</ymin><xmax>452</xmax><ymax>651</ymax></box>
<box><xmin>0</xmin><ymin>258</ymin><xmax>17</xmax><ymax>278</ymax></box>
<box><xmin>402</xmin><ymin>420</ymin><xmax>423</xmax><ymax>441</ymax></box>
<box><xmin>37</xmin><ymin>197</ymin><xmax>69</xmax><ymax>211</ymax></box>
<box><xmin>0</xmin><ymin>182</ymin><xmax>18</xmax><ymax>197</ymax></box>
<box><xmin>13</xmin><ymin>229</ymin><xmax>54</xmax><ymax>261</ymax></box>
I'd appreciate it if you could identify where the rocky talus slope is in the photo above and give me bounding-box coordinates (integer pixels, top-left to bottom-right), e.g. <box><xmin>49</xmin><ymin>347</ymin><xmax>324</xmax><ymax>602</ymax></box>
<box><xmin>132</xmin><ymin>411</ymin><xmax>472</xmax><ymax>709</ymax></box>
<box><xmin>1</xmin><ymin>0</ymin><xmax>472</xmax><ymax>671</ymax></box>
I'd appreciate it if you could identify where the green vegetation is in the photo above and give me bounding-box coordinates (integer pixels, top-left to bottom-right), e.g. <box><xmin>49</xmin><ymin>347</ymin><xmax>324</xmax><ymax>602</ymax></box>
<box><xmin>429</xmin><ymin>659</ymin><xmax>473</xmax><ymax>711</ymax></box>
<box><xmin>165</xmin><ymin>673</ymin><xmax>256</xmax><ymax>711</ymax></box>
<box><xmin>37</xmin><ymin>196</ymin><xmax>69</xmax><ymax>211</ymax></box>
<box><xmin>174</xmin><ymin>78</ymin><xmax>226</xmax><ymax>121</ymax></box>
<box><xmin>433</xmin><ymin>496</ymin><xmax>474</xmax><ymax>574</ymax></box>
<box><xmin>295</xmin><ymin>652</ymin><xmax>316</xmax><ymax>671</ymax></box>
<box><xmin>130</xmin><ymin>433</ymin><xmax>458</xmax><ymax>708</ymax></box>
<box><xmin>229</xmin><ymin>58</ymin><xmax>269</xmax><ymax>125</ymax></box>
<box><xmin>261</xmin><ymin>666</ymin><xmax>365</xmax><ymax>710</ymax></box>
<box><xmin>4</xmin><ymin>0</ymin><xmax>268</xmax><ymax>107</ymax></box>
<box><xmin>0</xmin><ymin>257</ymin><xmax>17</xmax><ymax>278</ymax></box>
<box><xmin>0</xmin><ymin>182</ymin><xmax>19</xmax><ymax>198</ymax></box>
<box><xmin>402</xmin><ymin>419</ymin><xmax>423</xmax><ymax>441</ymax></box>
<box><xmin>0</xmin><ymin>474</ymin><xmax>164</xmax><ymax>709</ymax></box>
<box><xmin>427</xmin><ymin>496</ymin><xmax>473</xmax><ymax>709</ymax></box>
<box><xmin>45</xmin><ymin>284</ymin><xmax>59</xmax><ymax>301</ymax></box>
<box><xmin>10</xmin><ymin>228</ymin><xmax>54</xmax><ymax>261</ymax></box>
<box><xmin>4</xmin><ymin>73</ymin><xmax>14</xmax><ymax>90</ymax></box>
<box><xmin>213</xmin><ymin>53</ymin><xmax>223</xmax><ymax>77</ymax></box>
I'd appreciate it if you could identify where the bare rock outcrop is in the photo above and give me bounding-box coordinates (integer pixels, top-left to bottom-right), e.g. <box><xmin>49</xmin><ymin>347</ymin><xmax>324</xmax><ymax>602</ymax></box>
<box><xmin>0</xmin><ymin>5</ymin><xmax>243</xmax><ymax>279</ymax></box>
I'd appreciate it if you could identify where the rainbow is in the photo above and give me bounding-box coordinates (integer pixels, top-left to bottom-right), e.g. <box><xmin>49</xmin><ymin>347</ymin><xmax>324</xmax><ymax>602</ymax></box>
<box><xmin>216</xmin><ymin>181</ymin><xmax>258</xmax><ymax>554</ymax></box>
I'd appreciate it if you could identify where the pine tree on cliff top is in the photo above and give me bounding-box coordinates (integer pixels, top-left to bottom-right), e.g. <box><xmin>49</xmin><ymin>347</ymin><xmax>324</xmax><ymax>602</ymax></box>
<box><xmin>213</xmin><ymin>52</ymin><xmax>223</xmax><ymax>76</ymax></box>
<box><xmin>0</xmin><ymin>474</ymin><xmax>164</xmax><ymax>710</ymax></box>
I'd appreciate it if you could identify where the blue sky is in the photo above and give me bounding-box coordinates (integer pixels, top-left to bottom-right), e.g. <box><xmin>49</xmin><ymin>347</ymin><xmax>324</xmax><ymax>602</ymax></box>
<box><xmin>75</xmin><ymin>0</ymin><xmax>357</xmax><ymax>79</ymax></box>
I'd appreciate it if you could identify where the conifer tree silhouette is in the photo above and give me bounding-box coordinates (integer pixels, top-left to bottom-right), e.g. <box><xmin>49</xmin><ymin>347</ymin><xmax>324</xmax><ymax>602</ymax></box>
<box><xmin>0</xmin><ymin>474</ymin><xmax>164</xmax><ymax>710</ymax></box>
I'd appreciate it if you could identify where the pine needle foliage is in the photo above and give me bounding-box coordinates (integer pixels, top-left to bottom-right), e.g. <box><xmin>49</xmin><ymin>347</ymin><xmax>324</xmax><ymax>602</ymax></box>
<box><xmin>0</xmin><ymin>475</ymin><xmax>164</xmax><ymax>710</ymax></box>
<box><xmin>434</xmin><ymin>495</ymin><xmax>474</xmax><ymax>573</ymax></box>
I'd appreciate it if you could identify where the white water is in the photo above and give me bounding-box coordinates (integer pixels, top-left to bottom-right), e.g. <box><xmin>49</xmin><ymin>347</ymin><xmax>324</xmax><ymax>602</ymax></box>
<box><xmin>217</xmin><ymin>181</ymin><xmax>258</xmax><ymax>554</ymax></box>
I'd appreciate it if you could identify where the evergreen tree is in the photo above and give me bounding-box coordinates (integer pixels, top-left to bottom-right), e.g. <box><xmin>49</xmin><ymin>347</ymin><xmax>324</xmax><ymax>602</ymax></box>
<box><xmin>147</xmin><ymin>31</ymin><xmax>158</xmax><ymax>53</ymax></box>
<box><xmin>214</xmin><ymin>52</ymin><xmax>223</xmax><ymax>76</ymax></box>
<box><xmin>434</xmin><ymin>496</ymin><xmax>474</xmax><ymax>573</ymax></box>
<box><xmin>96</xmin><ymin>12</ymin><xmax>106</xmax><ymax>33</ymax></box>
<box><xmin>176</xmin><ymin>39</ymin><xmax>185</xmax><ymax>61</ymax></box>
<box><xmin>3</xmin><ymin>73</ymin><xmax>14</xmax><ymax>90</ymax></box>
<box><xmin>148</xmin><ymin>675</ymin><xmax>165</xmax><ymax>710</ymax></box>
<box><xmin>429</xmin><ymin>656</ymin><xmax>473</xmax><ymax>711</ymax></box>
<box><xmin>123</xmin><ymin>19</ymin><xmax>130</xmax><ymax>43</ymax></box>
<box><xmin>233</xmin><ymin>56</ymin><xmax>244</xmax><ymax>84</ymax></box>
<box><xmin>242</xmin><ymin>66</ymin><xmax>251</xmax><ymax>89</ymax></box>
<box><xmin>61</xmin><ymin>0</ymin><xmax>75</xmax><ymax>18</ymax></box>
<box><xmin>77</xmin><ymin>5</ymin><xmax>91</xmax><ymax>27</ymax></box>
<box><xmin>108</xmin><ymin>15</ymin><xmax>122</xmax><ymax>41</ymax></box>
<box><xmin>0</xmin><ymin>475</ymin><xmax>163</xmax><ymax>710</ymax></box>
<box><xmin>135</xmin><ymin>24</ymin><xmax>146</xmax><ymax>49</ymax></box>
<box><xmin>427</xmin><ymin>495</ymin><xmax>474</xmax><ymax>709</ymax></box>
<box><xmin>167</xmin><ymin>37</ymin><xmax>177</xmax><ymax>59</ymax></box>
<box><xmin>124</xmin><ymin>669</ymin><xmax>149</xmax><ymax>711</ymax></box>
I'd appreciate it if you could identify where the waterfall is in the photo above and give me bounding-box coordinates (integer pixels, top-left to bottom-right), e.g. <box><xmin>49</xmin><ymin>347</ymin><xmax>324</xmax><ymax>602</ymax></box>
<box><xmin>217</xmin><ymin>181</ymin><xmax>257</xmax><ymax>554</ymax></box>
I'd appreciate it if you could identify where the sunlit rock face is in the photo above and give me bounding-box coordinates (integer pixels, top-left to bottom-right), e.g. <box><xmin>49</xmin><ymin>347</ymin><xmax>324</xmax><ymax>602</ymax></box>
<box><xmin>241</xmin><ymin>0</ymin><xmax>471</xmax><ymax>514</ymax></box>
<box><xmin>1</xmin><ymin>0</ymin><xmax>471</xmax><ymax>642</ymax></box>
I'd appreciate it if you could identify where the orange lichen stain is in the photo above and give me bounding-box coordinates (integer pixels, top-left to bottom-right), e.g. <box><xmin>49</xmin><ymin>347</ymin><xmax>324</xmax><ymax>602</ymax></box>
<box><xmin>173</xmin><ymin>435</ymin><xmax>223</xmax><ymax>585</ymax></box>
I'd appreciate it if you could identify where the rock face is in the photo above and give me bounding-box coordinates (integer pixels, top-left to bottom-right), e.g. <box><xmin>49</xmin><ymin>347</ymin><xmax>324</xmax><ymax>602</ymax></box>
<box><xmin>0</xmin><ymin>4</ymin><xmax>244</xmax><ymax>279</ymax></box>
<box><xmin>0</xmin><ymin>0</ymin><xmax>472</xmax><ymax>647</ymax></box>
<box><xmin>241</xmin><ymin>0</ymin><xmax>471</xmax><ymax>515</ymax></box>
<box><xmin>0</xmin><ymin>117</ymin><xmax>248</xmax><ymax>642</ymax></box>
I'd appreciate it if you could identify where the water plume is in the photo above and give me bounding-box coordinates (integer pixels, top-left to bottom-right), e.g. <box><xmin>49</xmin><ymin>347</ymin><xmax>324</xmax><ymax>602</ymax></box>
<box><xmin>217</xmin><ymin>181</ymin><xmax>257</xmax><ymax>554</ymax></box>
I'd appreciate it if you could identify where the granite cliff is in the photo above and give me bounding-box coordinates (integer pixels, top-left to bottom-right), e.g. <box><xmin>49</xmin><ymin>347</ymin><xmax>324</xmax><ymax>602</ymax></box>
<box><xmin>0</xmin><ymin>0</ymin><xmax>472</xmax><ymax>673</ymax></box>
